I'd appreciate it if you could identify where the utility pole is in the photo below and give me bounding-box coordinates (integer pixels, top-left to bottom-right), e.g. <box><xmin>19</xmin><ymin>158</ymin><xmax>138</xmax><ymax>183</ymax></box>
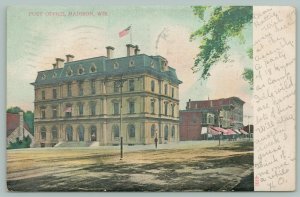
<box><xmin>244</xmin><ymin>115</ymin><xmax>252</xmax><ymax>141</ymax></box>
<box><xmin>117</xmin><ymin>74</ymin><xmax>127</xmax><ymax>160</ymax></box>
<box><xmin>218</xmin><ymin>110</ymin><xmax>223</xmax><ymax>149</ymax></box>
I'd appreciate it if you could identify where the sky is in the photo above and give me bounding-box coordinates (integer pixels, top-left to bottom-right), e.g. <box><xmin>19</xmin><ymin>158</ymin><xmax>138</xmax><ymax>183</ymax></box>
<box><xmin>7</xmin><ymin>6</ymin><xmax>253</xmax><ymax>124</ymax></box>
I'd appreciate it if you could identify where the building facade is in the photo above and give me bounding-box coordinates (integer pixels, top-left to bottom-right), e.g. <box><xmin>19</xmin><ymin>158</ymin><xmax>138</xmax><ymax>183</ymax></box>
<box><xmin>31</xmin><ymin>44</ymin><xmax>182</xmax><ymax>147</ymax></box>
<box><xmin>179</xmin><ymin>97</ymin><xmax>245</xmax><ymax>141</ymax></box>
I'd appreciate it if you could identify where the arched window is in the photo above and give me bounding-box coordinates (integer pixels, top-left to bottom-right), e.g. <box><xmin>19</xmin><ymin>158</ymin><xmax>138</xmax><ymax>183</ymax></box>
<box><xmin>128</xmin><ymin>124</ymin><xmax>135</xmax><ymax>138</ymax></box>
<box><xmin>151</xmin><ymin>124</ymin><xmax>156</xmax><ymax>138</ymax></box>
<box><xmin>78</xmin><ymin>66</ymin><xmax>84</xmax><ymax>75</ymax></box>
<box><xmin>171</xmin><ymin>126</ymin><xmax>175</xmax><ymax>138</ymax></box>
<box><xmin>151</xmin><ymin>80</ymin><xmax>155</xmax><ymax>92</ymax></box>
<box><xmin>151</xmin><ymin>101</ymin><xmax>155</xmax><ymax>114</ymax></box>
<box><xmin>90</xmin><ymin>64</ymin><xmax>96</xmax><ymax>73</ymax></box>
<box><xmin>51</xmin><ymin>126</ymin><xmax>58</xmax><ymax>140</ymax></box>
<box><xmin>78</xmin><ymin>125</ymin><xmax>84</xmax><ymax>141</ymax></box>
<box><xmin>66</xmin><ymin>126</ymin><xmax>73</xmax><ymax>141</ymax></box>
<box><xmin>113</xmin><ymin>125</ymin><xmax>119</xmax><ymax>138</ymax></box>
<box><xmin>40</xmin><ymin>127</ymin><xmax>46</xmax><ymax>140</ymax></box>
<box><xmin>90</xmin><ymin>125</ymin><xmax>97</xmax><ymax>141</ymax></box>
<box><xmin>164</xmin><ymin>125</ymin><xmax>168</xmax><ymax>140</ymax></box>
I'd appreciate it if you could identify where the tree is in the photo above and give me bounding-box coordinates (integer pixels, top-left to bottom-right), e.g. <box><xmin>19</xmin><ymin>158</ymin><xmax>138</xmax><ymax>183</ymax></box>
<box><xmin>7</xmin><ymin>107</ymin><xmax>34</xmax><ymax>135</ymax></box>
<box><xmin>190</xmin><ymin>6</ymin><xmax>253</xmax><ymax>89</ymax></box>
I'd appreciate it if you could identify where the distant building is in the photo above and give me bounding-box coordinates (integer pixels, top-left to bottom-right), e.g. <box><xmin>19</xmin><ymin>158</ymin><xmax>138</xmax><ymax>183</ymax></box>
<box><xmin>179</xmin><ymin>97</ymin><xmax>245</xmax><ymax>141</ymax></box>
<box><xmin>31</xmin><ymin>44</ymin><xmax>182</xmax><ymax>147</ymax></box>
<box><xmin>6</xmin><ymin>112</ymin><xmax>34</xmax><ymax>147</ymax></box>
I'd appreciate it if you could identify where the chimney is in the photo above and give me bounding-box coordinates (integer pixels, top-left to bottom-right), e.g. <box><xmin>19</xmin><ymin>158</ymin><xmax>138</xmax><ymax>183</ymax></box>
<box><xmin>134</xmin><ymin>45</ymin><xmax>140</xmax><ymax>55</ymax></box>
<box><xmin>56</xmin><ymin>58</ymin><xmax>65</xmax><ymax>68</ymax></box>
<box><xmin>66</xmin><ymin>54</ymin><xmax>74</xmax><ymax>62</ymax></box>
<box><xmin>53</xmin><ymin>63</ymin><xmax>58</xmax><ymax>69</ymax></box>
<box><xmin>19</xmin><ymin>112</ymin><xmax>24</xmax><ymax>140</ymax></box>
<box><xmin>106</xmin><ymin>46</ymin><xmax>115</xmax><ymax>59</ymax></box>
<box><xmin>187</xmin><ymin>99</ymin><xmax>191</xmax><ymax>109</ymax></box>
<box><xmin>126</xmin><ymin>44</ymin><xmax>135</xmax><ymax>56</ymax></box>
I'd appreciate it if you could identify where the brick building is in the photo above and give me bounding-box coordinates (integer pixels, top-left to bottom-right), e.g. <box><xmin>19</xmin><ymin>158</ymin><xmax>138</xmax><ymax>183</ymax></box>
<box><xmin>179</xmin><ymin>97</ymin><xmax>245</xmax><ymax>141</ymax></box>
<box><xmin>6</xmin><ymin>112</ymin><xmax>34</xmax><ymax>147</ymax></box>
<box><xmin>31</xmin><ymin>44</ymin><xmax>182</xmax><ymax>147</ymax></box>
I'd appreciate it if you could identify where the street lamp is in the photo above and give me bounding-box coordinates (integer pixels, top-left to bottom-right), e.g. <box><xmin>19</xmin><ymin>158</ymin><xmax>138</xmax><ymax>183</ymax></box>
<box><xmin>117</xmin><ymin>74</ymin><xmax>127</xmax><ymax>160</ymax></box>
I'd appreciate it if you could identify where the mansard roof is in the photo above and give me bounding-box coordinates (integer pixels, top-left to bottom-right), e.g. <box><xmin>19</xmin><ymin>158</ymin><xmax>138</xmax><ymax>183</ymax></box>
<box><xmin>31</xmin><ymin>54</ymin><xmax>182</xmax><ymax>87</ymax></box>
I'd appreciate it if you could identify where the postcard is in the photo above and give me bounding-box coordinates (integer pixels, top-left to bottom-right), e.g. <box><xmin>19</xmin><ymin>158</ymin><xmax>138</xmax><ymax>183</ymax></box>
<box><xmin>6</xmin><ymin>6</ymin><xmax>295</xmax><ymax>192</ymax></box>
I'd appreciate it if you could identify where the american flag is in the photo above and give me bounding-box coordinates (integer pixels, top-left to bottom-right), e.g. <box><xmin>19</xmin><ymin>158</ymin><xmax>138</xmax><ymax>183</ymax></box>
<box><xmin>64</xmin><ymin>107</ymin><xmax>72</xmax><ymax>113</ymax></box>
<box><xmin>119</xmin><ymin>26</ymin><xmax>131</xmax><ymax>38</ymax></box>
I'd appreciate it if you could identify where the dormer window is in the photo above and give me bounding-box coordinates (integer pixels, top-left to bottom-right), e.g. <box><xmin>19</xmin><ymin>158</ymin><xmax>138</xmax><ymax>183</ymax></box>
<box><xmin>150</xmin><ymin>61</ymin><xmax>155</xmax><ymax>68</ymax></box>
<box><xmin>90</xmin><ymin>63</ymin><xmax>96</xmax><ymax>73</ymax></box>
<box><xmin>66</xmin><ymin>67</ymin><xmax>73</xmax><ymax>76</ymax></box>
<box><xmin>113</xmin><ymin>62</ymin><xmax>119</xmax><ymax>69</ymax></box>
<box><xmin>78</xmin><ymin>66</ymin><xmax>84</xmax><ymax>75</ymax></box>
<box><xmin>41</xmin><ymin>73</ymin><xmax>46</xmax><ymax>80</ymax></box>
<box><xmin>129</xmin><ymin>59</ymin><xmax>135</xmax><ymax>67</ymax></box>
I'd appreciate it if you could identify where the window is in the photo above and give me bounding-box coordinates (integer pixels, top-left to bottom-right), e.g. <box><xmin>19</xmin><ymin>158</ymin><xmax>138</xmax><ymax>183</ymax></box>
<box><xmin>41</xmin><ymin>127</ymin><xmax>46</xmax><ymax>140</ymax></box>
<box><xmin>53</xmin><ymin>89</ymin><xmax>57</xmax><ymax>99</ymax></box>
<box><xmin>129</xmin><ymin>80</ymin><xmax>135</xmax><ymax>91</ymax></box>
<box><xmin>67</xmin><ymin>83</ymin><xmax>72</xmax><ymax>97</ymax></box>
<box><xmin>66</xmin><ymin>126</ymin><xmax>73</xmax><ymax>141</ymax></box>
<box><xmin>113</xmin><ymin>125</ymin><xmax>119</xmax><ymax>138</ymax></box>
<box><xmin>164</xmin><ymin>84</ymin><xmax>168</xmax><ymax>95</ymax></box>
<box><xmin>42</xmin><ymin>90</ymin><xmax>45</xmax><ymax>100</ymax></box>
<box><xmin>164</xmin><ymin>125</ymin><xmax>168</xmax><ymax>140</ymax></box>
<box><xmin>65</xmin><ymin>105</ymin><xmax>72</xmax><ymax>117</ymax></box>
<box><xmin>78</xmin><ymin>125</ymin><xmax>84</xmax><ymax>141</ymax></box>
<box><xmin>113</xmin><ymin>103</ymin><xmax>119</xmax><ymax>115</ymax></box>
<box><xmin>78</xmin><ymin>81</ymin><xmax>83</xmax><ymax>96</ymax></box>
<box><xmin>202</xmin><ymin>113</ymin><xmax>207</xmax><ymax>124</ymax></box>
<box><xmin>52</xmin><ymin>107</ymin><xmax>57</xmax><ymax>118</ymax></box>
<box><xmin>41</xmin><ymin>109</ymin><xmax>46</xmax><ymax>119</ymax></box>
<box><xmin>151</xmin><ymin>101</ymin><xmax>155</xmax><ymax>114</ymax></box>
<box><xmin>151</xmin><ymin>80</ymin><xmax>155</xmax><ymax>92</ymax></box>
<box><xmin>128</xmin><ymin>124</ymin><xmax>135</xmax><ymax>138</ymax></box>
<box><xmin>67</xmin><ymin>68</ymin><xmax>73</xmax><ymax>76</ymax></box>
<box><xmin>171</xmin><ymin>88</ymin><xmax>174</xmax><ymax>98</ymax></box>
<box><xmin>113</xmin><ymin>62</ymin><xmax>119</xmax><ymax>69</ymax></box>
<box><xmin>150</xmin><ymin>61</ymin><xmax>155</xmax><ymax>68</ymax></box>
<box><xmin>114</xmin><ymin>81</ymin><xmax>119</xmax><ymax>93</ymax></box>
<box><xmin>78</xmin><ymin>67</ymin><xmax>84</xmax><ymax>75</ymax></box>
<box><xmin>171</xmin><ymin>126</ymin><xmax>175</xmax><ymax>138</ymax></box>
<box><xmin>52</xmin><ymin>126</ymin><xmax>58</xmax><ymax>140</ymax></box>
<box><xmin>90</xmin><ymin>103</ymin><xmax>96</xmax><ymax>116</ymax></box>
<box><xmin>164</xmin><ymin>102</ymin><xmax>168</xmax><ymax>116</ymax></box>
<box><xmin>129</xmin><ymin>60</ymin><xmax>135</xmax><ymax>67</ymax></box>
<box><xmin>90</xmin><ymin>64</ymin><xmax>96</xmax><ymax>73</ymax></box>
<box><xmin>151</xmin><ymin>124</ymin><xmax>155</xmax><ymax>138</ymax></box>
<box><xmin>91</xmin><ymin>79</ymin><xmax>96</xmax><ymax>95</ymax></box>
<box><xmin>41</xmin><ymin>73</ymin><xmax>46</xmax><ymax>80</ymax></box>
<box><xmin>78</xmin><ymin>103</ymin><xmax>84</xmax><ymax>116</ymax></box>
<box><xmin>171</xmin><ymin>104</ymin><xmax>175</xmax><ymax>117</ymax></box>
<box><xmin>90</xmin><ymin>126</ymin><xmax>97</xmax><ymax>141</ymax></box>
<box><xmin>129</xmin><ymin>102</ymin><xmax>135</xmax><ymax>114</ymax></box>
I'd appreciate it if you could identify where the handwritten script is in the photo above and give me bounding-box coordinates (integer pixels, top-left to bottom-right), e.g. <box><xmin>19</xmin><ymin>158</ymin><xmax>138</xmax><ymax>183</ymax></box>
<box><xmin>253</xmin><ymin>6</ymin><xmax>295</xmax><ymax>191</ymax></box>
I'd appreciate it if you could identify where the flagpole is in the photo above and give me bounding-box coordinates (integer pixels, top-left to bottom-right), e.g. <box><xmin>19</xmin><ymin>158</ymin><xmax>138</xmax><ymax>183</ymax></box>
<box><xmin>130</xmin><ymin>25</ymin><xmax>132</xmax><ymax>44</ymax></box>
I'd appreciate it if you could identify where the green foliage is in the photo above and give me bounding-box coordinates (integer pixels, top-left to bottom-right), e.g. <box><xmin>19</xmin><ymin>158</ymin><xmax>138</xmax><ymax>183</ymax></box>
<box><xmin>7</xmin><ymin>106</ymin><xmax>34</xmax><ymax>135</ymax></box>
<box><xmin>7</xmin><ymin>106</ymin><xmax>23</xmax><ymax>114</ymax></box>
<box><xmin>247</xmin><ymin>47</ymin><xmax>253</xmax><ymax>59</ymax></box>
<box><xmin>7</xmin><ymin>135</ymin><xmax>32</xmax><ymax>149</ymax></box>
<box><xmin>190</xmin><ymin>6</ymin><xmax>253</xmax><ymax>81</ymax></box>
<box><xmin>242</xmin><ymin>68</ymin><xmax>253</xmax><ymax>89</ymax></box>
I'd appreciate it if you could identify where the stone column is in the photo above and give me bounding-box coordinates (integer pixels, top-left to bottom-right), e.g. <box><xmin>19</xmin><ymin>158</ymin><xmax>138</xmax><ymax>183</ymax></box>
<box><xmin>102</xmin><ymin>121</ymin><xmax>107</xmax><ymax>145</ymax></box>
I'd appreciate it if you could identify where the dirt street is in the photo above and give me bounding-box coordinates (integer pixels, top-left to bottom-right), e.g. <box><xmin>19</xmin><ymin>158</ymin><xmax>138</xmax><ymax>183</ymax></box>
<box><xmin>7</xmin><ymin>140</ymin><xmax>253</xmax><ymax>191</ymax></box>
